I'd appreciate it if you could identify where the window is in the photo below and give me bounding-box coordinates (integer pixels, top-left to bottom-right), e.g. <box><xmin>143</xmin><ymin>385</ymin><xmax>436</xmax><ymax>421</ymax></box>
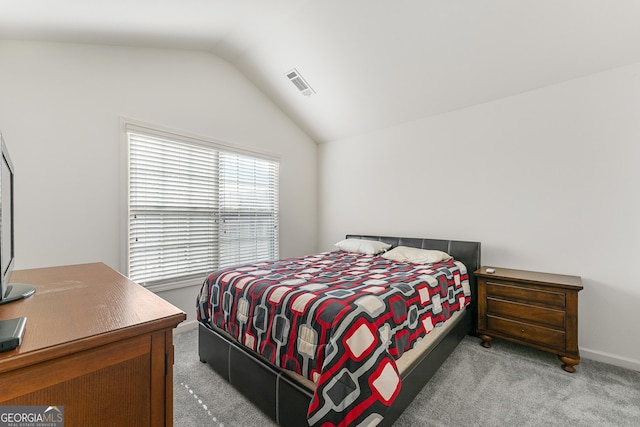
<box><xmin>126</xmin><ymin>123</ymin><xmax>279</xmax><ymax>290</ymax></box>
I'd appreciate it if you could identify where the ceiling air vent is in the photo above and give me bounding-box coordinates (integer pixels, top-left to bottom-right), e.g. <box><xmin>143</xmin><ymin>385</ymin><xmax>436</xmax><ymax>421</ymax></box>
<box><xmin>286</xmin><ymin>68</ymin><xmax>315</xmax><ymax>96</ymax></box>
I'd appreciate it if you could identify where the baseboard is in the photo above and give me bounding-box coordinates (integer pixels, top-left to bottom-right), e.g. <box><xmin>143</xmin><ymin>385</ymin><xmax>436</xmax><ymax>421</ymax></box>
<box><xmin>581</xmin><ymin>347</ymin><xmax>640</xmax><ymax>372</ymax></box>
<box><xmin>174</xmin><ymin>319</ymin><xmax>199</xmax><ymax>334</ymax></box>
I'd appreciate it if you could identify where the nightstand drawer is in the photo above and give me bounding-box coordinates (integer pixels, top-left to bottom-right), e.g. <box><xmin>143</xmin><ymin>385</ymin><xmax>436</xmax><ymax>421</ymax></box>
<box><xmin>487</xmin><ymin>316</ymin><xmax>565</xmax><ymax>349</ymax></box>
<box><xmin>486</xmin><ymin>281</ymin><xmax>565</xmax><ymax>308</ymax></box>
<box><xmin>487</xmin><ymin>298</ymin><xmax>565</xmax><ymax>329</ymax></box>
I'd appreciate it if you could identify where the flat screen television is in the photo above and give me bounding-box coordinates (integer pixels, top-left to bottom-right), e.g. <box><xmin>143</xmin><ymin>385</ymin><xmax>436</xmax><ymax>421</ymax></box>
<box><xmin>0</xmin><ymin>132</ymin><xmax>35</xmax><ymax>304</ymax></box>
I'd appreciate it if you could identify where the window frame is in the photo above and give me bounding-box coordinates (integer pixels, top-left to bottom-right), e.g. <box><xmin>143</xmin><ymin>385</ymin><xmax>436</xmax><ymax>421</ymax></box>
<box><xmin>121</xmin><ymin>119</ymin><xmax>280</xmax><ymax>292</ymax></box>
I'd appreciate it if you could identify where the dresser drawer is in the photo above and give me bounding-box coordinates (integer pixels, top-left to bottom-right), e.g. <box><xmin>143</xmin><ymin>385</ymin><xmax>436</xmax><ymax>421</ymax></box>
<box><xmin>487</xmin><ymin>316</ymin><xmax>565</xmax><ymax>349</ymax></box>
<box><xmin>487</xmin><ymin>298</ymin><xmax>565</xmax><ymax>329</ymax></box>
<box><xmin>486</xmin><ymin>281</ymin><xmax>565</xmax><ymax>308</ymax></box>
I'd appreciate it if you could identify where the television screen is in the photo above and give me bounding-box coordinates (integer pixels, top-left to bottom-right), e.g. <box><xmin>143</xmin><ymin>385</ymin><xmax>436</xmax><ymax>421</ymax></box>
<box><xmin>1</xmin><ymin>139</ymin><xmax>13</xmax><ymax>280</ymax></box>
<box><xmin>0</xmin><ymin>133</ymin><xmax>35</xmax><ymax>304</ymax></box>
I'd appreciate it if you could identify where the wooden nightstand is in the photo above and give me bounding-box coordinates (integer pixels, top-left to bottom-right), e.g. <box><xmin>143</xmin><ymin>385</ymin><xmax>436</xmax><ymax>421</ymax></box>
<box><xmin>474</xmin><ymin>266</ymin><xmax>583</xmax><ymax>372</ymax></box>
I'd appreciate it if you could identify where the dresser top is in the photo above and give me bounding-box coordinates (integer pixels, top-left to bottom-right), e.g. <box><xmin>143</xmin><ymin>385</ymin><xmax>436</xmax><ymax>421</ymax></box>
<box><xmin>0</xmin><ymin>262</ymin><xmax>185</xmax><ymax>370</ymax></box>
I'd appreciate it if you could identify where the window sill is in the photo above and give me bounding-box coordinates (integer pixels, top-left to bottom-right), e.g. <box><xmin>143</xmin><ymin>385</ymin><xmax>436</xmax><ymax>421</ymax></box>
<box><xmin>144</xmin><ymin>277</ymin><xmax>204</xmax><ymax>293</ymax></box>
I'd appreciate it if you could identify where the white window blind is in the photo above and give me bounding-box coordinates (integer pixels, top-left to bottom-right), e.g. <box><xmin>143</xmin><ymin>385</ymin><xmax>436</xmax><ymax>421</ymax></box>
<box><xmin>127</xmin><ymin>126</ymin><xmax>279</xmax><ymax>288</ymax></box>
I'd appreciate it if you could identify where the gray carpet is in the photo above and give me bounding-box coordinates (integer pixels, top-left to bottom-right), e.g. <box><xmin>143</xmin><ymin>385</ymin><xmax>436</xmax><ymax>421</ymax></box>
<box><xmin>173</xmin><ymin>328</ymin><xmax>640</xmax><ymax>426</ymax></box>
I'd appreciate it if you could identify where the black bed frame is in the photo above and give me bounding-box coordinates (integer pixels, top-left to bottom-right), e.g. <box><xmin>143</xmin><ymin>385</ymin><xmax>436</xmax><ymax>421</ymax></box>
<box><xmin>198</xmin><ymin>235</ymin><xmax>481</xmax><ymax>426</ymax></box>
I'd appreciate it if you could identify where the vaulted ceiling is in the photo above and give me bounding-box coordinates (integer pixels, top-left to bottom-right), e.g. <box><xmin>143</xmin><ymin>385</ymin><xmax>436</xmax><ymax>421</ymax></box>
<box><xmin>3</xmin><ymin>0</ymin><xmax>640</xmax><ymax>143</ymax></box>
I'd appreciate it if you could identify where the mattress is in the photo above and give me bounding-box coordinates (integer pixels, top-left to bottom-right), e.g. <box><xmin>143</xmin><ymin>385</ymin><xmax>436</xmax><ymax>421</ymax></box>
<box><xmin>197</xmin><ymin>250</ymin><xmax>470</xmax><ymax>426</ymax></box>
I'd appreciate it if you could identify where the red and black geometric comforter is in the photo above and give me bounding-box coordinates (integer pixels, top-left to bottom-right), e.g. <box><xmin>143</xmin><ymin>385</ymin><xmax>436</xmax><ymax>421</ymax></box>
<box><xmin>197</xmin><ymin>250</ymin><xmax>470</xmax><ymax>427</ymax></box>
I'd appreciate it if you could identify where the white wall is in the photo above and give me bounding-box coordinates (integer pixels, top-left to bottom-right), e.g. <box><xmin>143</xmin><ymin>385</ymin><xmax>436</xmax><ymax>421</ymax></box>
<box><xmin>319</xmin><ymin>62</ymin><xmax>640</xmax><ymax>370</ymax></box>
<box><xmin>0</xmin><ymin>40</ymin><xmax>317</xmax><ymax>325</ymax></box>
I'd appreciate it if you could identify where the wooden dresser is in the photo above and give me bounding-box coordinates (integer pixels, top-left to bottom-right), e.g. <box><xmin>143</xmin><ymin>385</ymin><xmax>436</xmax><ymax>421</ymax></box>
<box><xmin>475</xmin><ymin>266</ymin><xmax>583</xmax><ymax>372</ymax></box>
<box><xmin>0</xmin><ymin>263</ymin><xmax>186</xmax><ymax>426</ymax></box>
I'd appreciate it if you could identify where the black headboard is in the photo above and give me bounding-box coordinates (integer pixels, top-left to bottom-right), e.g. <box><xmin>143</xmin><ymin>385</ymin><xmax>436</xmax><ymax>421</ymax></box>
<box><xmin>346</xmin><ymin>234</ymin><xmax>481</xmax><ymax>333</ymax></box>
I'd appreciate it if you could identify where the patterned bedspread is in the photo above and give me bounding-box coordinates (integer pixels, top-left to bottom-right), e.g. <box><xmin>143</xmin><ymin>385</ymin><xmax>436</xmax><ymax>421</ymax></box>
<box><xmin>197</xmin><ymin>250</ymin><xmax>470</xmax><ymax>426</ymax></box>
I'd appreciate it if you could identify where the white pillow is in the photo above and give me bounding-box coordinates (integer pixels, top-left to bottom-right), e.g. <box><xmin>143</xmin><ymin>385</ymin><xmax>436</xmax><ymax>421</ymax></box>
<box><xmin>381</xmin><ymin>246</ymin><xmax>451</xmax><ymax>264</ymax></box>
<box><xmin>334</xmin><ymin>238</ymin><xmax>391</xmax><ymax>255</ymax></box>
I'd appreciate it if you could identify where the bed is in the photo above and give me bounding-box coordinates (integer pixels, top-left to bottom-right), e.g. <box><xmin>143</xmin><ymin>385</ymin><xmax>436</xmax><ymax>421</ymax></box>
<box><xmin>197</xmin><ymin>234</ymin><xmax>481</xmax><ymax>426</ymax></box>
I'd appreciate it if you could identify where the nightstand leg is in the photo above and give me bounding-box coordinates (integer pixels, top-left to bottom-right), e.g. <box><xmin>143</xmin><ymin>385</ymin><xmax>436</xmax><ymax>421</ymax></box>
<box><xmin>558</xmin><ymin>355</ymin><xmax>580</xmax><ymax>373</ymax></box>
<box><xmin>479</xmin><ymin>334</ymin><xmax>493</xmax><ymax>348</ymax></box>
